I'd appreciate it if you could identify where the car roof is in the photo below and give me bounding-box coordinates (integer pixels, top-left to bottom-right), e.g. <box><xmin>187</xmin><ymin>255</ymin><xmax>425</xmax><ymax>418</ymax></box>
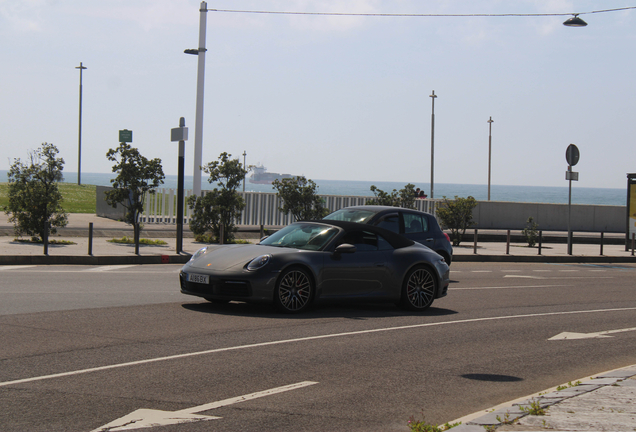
<box><xmin>300</xmin><ymin>219</ymin><xmax>415</xmax><ymax>249</ymax></box>
<box><xmin>334</xmin><ymin>205</ymin><xmax>432</xmax><ymax>215</ymax></box>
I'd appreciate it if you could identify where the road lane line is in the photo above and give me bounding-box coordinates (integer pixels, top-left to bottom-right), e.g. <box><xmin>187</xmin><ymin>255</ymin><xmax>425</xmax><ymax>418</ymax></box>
<box><xmin>86</xmin><ymin>265</ymin><xmax>139</xmax><ymax>272</ymax></box>
<box><xmin>0</xmin><ymin>265</ymin><xmax>36</xmax><ymax>271</ymax></box>
<box><xmin>3</xmin><ymin>306</ymin><xmax>636</xmax><ymax>388</ymax></box>
<box><xmin>450</xmin><ymin>284</ymin><xmax>571</xmax><ymax>290</ymax></box>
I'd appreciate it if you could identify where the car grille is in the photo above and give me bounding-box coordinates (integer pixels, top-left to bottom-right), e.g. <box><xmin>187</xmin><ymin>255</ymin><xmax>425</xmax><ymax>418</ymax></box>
<box><xmin>181</xmin><ymin>277</ymin><xmax>251</xmax><ymax>297</ymax></box>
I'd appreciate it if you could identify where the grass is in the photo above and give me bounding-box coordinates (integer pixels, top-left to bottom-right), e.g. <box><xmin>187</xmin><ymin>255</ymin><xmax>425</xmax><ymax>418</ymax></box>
<box><xmin>0</xmin><ymin>182</ymin><xmax>96</xmax><ymax>214</ymax></box>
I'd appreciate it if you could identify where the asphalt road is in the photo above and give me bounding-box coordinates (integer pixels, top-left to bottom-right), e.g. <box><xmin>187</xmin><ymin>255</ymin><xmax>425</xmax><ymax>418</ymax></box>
<box><xmin>1</xmin><ymin>262</ymin><xmax>635</xmax><ymax>432</ymax></box>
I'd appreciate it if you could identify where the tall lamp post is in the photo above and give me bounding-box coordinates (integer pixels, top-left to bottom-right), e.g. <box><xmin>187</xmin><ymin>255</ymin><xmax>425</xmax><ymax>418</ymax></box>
<box><xmin>429</xmin><ymin>90</ymin><xmax>437</xmax><ymax>199</ymax></box>
<box><xmin>242</xmin><ymin>150</ymin><xmax>247</xmax><ymax>192</ymax></box>
<box><xmin>487</xmin><ymin>116</ymin><xmax>494</xmax><ymax>201</ymax></box>
<box><xmin>75</xmin><ymin>62</ymin><xmax>87</xmax><ymax>186</ymax></box>
<box><xmin>185</xmin><ymin>1</ymin><xmax>208</xmax><ymax>197</ymax></box>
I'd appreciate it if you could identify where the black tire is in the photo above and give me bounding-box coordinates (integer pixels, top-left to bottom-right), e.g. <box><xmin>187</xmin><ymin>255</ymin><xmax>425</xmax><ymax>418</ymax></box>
<box><xmin>399</xmin><ymin>265</ymin><xmax>436</xmax><ymax>311</ymax></box>
<box><xmin>274</xmin><ymin>267</ymin><xmax>314</xmax><ymax>314</ymax></box>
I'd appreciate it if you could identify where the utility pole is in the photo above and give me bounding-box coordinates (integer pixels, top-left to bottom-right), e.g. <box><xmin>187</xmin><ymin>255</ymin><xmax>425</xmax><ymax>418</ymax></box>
<box><xmin>488</xmin><ymin>116</ymin><xmax>494</xmax><ymax>201</ymax></box>
<box><xmin>429</xmin><ymin>90</ymin><xmax>437</xmax><ymax>199</ymax></box>
<box><xmin>76</xmin><ymin>62</ymin><xmax>87</xmax><ymax>186</ymax></box>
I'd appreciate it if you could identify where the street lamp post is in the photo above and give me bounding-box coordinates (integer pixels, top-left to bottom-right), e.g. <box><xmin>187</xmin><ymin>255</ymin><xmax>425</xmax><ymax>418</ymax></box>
<box><xmin>242</xmin><ymin>150</ymin><xmax>247</xmax><ymax>192</ymax></box>
<box><xmin>429</xmin><ymin>90</ymin><xmax>437</xmax><ymax>199</ymax></box>
<box><xmin>487</xmin><ymin>116</ymin><xmax>494</xmax><ymax>201</ymax></box>
<box><xmin>75</xmin><ymin>62</ymin><xmax>87</xmax><ymax>186</ymax></box>
<box><xmin>185</xmin><ymin>1</ymin><xmax>209</xmax><ymax>197</ymax></box>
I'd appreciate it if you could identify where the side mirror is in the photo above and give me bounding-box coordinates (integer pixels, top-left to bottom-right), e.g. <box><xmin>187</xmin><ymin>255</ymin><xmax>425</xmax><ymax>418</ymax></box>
<box><xmin>334</xmin><ymin>243</ymin><xmax>356</xmax><ymax>255</ymax></box>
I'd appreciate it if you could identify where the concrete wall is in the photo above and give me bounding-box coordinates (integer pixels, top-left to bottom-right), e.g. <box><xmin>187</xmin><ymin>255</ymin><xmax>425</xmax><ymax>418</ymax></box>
<box><xmin>472</xmin><ymin>201</ymin><xmax>625</xmax><ymax>233</ymax></box>
<box><xmin>96</xmin><ymin>186</ymin><xmax>126</xmax><ymax>220</ymax></box>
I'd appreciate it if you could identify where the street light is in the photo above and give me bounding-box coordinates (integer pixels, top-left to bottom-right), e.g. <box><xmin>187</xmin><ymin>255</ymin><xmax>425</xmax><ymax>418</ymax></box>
<box><xmin>242</xmin><ymin>150</ymin><xmax>247</xmax><ymax>192</ymax></box>
<box><xmin>563</xmin><ymin>14</ymin><xmax>588</xmax><ymax>27</ymax></box>
<box><xmin>185</xmin><ymin>1</ymin><xmax>209</xmax><ymax>197</ymax></box>
<box><xmin>75</xmin><ymin>62</ymin><xmax>87</xmax><ymax>186</ymax></box>
<box><xmin>429</xmin><ymin>90</ymin><xmax>437</xmax><ymax>199</ymax></box>
<box><xmin>487</xmin><ymin>116</ymin><xmax>493</xmax><ymax>201</ymax></box>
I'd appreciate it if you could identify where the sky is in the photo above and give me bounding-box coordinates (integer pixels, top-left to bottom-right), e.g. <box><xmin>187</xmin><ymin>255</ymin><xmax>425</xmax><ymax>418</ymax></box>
<box><xmin>1</xmin><ymin>0</ymin><xmax>635</xmax><ymax>190</ymax></box>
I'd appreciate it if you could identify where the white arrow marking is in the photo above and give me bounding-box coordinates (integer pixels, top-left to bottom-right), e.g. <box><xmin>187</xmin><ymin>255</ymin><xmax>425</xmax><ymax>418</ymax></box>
<box><xmin>549</xmin><ymin>327</ymin><xmax>636</xmax><ymax>340</ymax></box>
<box><xmin>92</xmin><ymin>381</ymin><xmax>318</xmax><ymax>431</ymax></box>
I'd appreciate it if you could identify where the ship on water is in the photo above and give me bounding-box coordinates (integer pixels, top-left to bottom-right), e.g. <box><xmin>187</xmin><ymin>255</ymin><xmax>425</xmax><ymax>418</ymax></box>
<box><xmin>249</xmin><ymin>165</ymin><xmax>294</xmax><ymax>185</ymax></box>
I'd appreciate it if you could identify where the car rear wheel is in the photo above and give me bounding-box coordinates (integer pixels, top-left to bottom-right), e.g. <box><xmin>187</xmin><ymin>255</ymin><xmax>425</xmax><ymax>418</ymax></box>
<box><xmin>274</xmin><ymin>267</ymin><xmax>314</xmax><ymax>314</ymax></box>
<box><xmin>400</xmin><ymin>265</ymin><xmax>436</xmax><ymax>311</ymax></box>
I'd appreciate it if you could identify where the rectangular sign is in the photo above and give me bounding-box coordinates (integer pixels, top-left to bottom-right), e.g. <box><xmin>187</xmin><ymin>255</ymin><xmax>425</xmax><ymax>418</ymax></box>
<box><xmin>119</xmin><ymin>129</ymin><xmax>133</xmax><ymax>143</ymax></box>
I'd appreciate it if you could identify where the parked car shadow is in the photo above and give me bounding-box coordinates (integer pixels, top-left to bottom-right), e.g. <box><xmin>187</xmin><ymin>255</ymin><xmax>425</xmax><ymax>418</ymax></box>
<box><xmin>182</xmin><ymin>301</ymin><xmax>458</xmax><ymax>319</ymax></box>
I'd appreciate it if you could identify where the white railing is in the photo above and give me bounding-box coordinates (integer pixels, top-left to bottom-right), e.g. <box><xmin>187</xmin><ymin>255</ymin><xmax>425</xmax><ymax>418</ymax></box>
<box><xmin>140</xmin><ymin>189</ymin><xmax>438</xmax><ymax>226</ymax></box>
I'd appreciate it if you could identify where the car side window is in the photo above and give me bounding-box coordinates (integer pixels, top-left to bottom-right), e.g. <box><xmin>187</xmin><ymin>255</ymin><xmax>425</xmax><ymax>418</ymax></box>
<box><xmin>404</xmin><ymin>213</ymin><xmax>427</xmax><ymax>233</ymax></box>
<box><xmin>376</xmin><ymin>214</ymin><xmax>399</xmax><ymax>233</ymax></box>
<box><xmin>337</xmin><ymin>230</ymin><xmax>379</xmax><ymax>251</ymax></box>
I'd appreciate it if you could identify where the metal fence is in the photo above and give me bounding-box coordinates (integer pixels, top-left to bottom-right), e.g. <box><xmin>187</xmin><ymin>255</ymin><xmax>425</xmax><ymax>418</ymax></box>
<box><xmin>139</xmin><ymin>189</ymin><xmax>438</xmax><ymax>226</ymax></box>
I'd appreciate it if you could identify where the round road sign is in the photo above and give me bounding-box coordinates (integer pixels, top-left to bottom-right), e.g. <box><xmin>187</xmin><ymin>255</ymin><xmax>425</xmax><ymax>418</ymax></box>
<box><xmin>566</xmin><ymin>144</ymin><xmax>580</xmax><ymax>166</ymax></box>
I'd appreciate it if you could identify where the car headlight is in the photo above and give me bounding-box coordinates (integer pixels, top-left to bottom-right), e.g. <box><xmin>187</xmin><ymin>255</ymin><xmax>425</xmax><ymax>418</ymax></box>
<box><xmin>190</xmin><ymin>246</ymin><xmax>209</xmax><ymax>261</ymax></box>
<box><xmin>247</xmin><ymin>254</ymin><xmax>271</xmax><ymax>271</ymax></box>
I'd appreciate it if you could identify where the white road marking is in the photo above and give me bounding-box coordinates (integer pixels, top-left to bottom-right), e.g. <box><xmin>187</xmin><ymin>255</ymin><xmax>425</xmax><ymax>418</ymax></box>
<box><xmin>0</xmin><ymin>265</ymin><xmax>36</xmax><ymax>271</ymax></box>
<box><xmin>450</xmin><ymin>284</ymin><xmax>571</xmax><ymax>291</ymax></box>
<box><xmin>86</xmin><ymin>265</ymin><xmax>139</xmax><ymax>272</ymax></box>
<box><xmin>3</xmin><ymin>306</ymin><xmax>636</xmax><ymax>389</ymax></box>
<box><xmin>549</xmin><ymin>326</ymin><xmax>636</xmax><ymax>340</ymax></box>
<box><xmin>471</xmin><ymin>270</ymin><xmax>492</xmax><ymax>273</ymax></box>
<box><xmin>92</xmin><ymin>381</ymin><xmax>318</xmax><ymax>431</ymax></box>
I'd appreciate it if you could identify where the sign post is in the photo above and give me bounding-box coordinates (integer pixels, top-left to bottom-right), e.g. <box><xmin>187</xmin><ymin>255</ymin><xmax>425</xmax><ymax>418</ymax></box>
<box><xmin>627</xmin><ymin>174</ymin><xmax>636</xmax><ymax>251</ymax></box>
<box><xmin>171</xmin><ymin>118</ymin><xmax>189</xmax><ymax>253</ymax></box>
<box><xmin>565</xmin><ymin>144</ymin><xmax>580</xmax><ymax>255</ymax></box>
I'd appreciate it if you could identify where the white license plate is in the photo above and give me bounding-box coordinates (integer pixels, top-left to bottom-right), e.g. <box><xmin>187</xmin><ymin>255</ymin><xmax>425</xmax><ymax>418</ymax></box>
<box><xmin>187</xmin><ymin>273</ymin><xmax>209</xmax><ymax>284</ymax></box>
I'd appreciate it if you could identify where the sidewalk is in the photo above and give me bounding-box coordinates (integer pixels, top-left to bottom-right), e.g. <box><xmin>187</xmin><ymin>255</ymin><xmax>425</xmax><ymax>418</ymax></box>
<box><xmin>450</xmin><ymin>365</ymin><xmax>636</xmax><ymax>432</ymax></box>
<box><xmin>1</xmin><ymin>213</ymin><xmax>635</xmax><ymax>265</ymax></box>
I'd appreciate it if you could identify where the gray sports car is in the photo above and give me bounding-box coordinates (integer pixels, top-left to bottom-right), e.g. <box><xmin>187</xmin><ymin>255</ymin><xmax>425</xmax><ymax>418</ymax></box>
<box><xmin>180</xmin><ymin>220</ymin><xmax>450</xmax><ymax>313</ymax></box>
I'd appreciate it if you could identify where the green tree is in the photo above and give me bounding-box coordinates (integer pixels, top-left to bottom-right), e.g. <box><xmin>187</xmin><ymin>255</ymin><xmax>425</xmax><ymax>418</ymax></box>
<box><xmin>435</xmin><ymin>196</ymin><xmax>477</xmax><ymax>246</ymax></box>
<box><xmin>366</xmin><ymin>183</ymin><xmax>416</xmax><ymax>209</ymax></box>
<box><xmin>272</xmin><ymin>176</ymin><xmax>329</xmax><ymax>221</ymax></box>
<box><xmin>5</xmin><ymin>143</ymin><xmax>68</xmax><ymax>253</ymax></box>
<box><xmin>188</xmin><ymin>152</ymin><xmax>247</xmax><ymax>243</ymax></box>
<box><xmin>522</xmin><ymin>216</ymin><xmax>539</xmax><ymax>247</ymax></box>
<box><xmin>105</xmin><ymin>143</ymin><xmax>165</xmax><ymax>254</ymax></box>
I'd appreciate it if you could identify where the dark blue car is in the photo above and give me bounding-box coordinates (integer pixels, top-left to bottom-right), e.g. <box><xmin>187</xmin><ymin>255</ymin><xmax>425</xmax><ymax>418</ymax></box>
<box><xmin>323</xmin><ymin>205</ymin><xmax>453</xmax><ymax>265</ymax></box>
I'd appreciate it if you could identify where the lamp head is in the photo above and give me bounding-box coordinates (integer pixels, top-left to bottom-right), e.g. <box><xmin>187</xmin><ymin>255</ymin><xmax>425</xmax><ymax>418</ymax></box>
<box><xmin>563</xmin><ymin>15</ymin><xmax>588</xmax><ymax>27</ymax></box>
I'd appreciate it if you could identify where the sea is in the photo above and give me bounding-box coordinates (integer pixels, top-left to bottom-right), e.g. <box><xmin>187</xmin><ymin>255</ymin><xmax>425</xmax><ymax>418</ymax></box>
<box><xmin>0</xmin><ymin>170</ymin><xmax>627</xmax><ymax>206</ymax></box>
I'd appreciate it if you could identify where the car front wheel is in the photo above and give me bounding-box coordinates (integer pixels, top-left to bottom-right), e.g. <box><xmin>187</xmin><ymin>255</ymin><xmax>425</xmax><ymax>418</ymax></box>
<box><xmin>274</xmin><ymin>267</ymin><xmax>314</xmax><ymax>313</ymax></box>
<box><xmin>400</xmin><ymin>265</ymin><xmax>436</xmax><ymax>311</ymax></box>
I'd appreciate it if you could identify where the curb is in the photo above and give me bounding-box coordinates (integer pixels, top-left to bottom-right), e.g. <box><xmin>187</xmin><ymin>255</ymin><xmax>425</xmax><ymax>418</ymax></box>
<box><xmin>449</xmin><ymin>365</ymin><xmax>636</xmax><ymax>431</ymax></box>
<box><xmin>454</xmin><ymin>255</ymin><xmax>636</xmax><ymax>264</ymax></box>
<box><xmin>0</xmin><ymin>254</ymin><xmax>634</xmax><ymax>266</ymax></box>
<box><xmin>0</xmin><ymin>254</ymin><xmax>192</xmax><ymax>266</ymax></box>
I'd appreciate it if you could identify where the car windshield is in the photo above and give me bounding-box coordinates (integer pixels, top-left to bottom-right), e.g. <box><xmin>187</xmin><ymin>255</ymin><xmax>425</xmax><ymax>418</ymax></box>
<box><xmin>259</xmin><ymin>223</ymin><xmax>339</xmax><ymax>251</ymax></box>
<box><xmin>324</xmin><ymin>209</ymin><xmax>376</xmax><ymax>223</ymax></box>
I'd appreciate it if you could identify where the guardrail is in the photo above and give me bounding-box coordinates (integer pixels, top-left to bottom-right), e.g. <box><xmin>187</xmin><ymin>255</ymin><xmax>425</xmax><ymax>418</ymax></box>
<box><xmin>138</xmin><ymin>189</ymin><xmax>438</xmax><ymax>225</ymax></box>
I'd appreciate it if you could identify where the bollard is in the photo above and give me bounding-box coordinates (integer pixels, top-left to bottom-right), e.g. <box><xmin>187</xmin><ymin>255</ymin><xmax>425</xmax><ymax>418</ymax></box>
<box><xmin>88</xmin><ymin>222</ymin><xmax>93</xmax><ymax>255</ymax></box>
<box><xmin>600</xmin><ymin>232</ymin><xmax>604</xmax><ymax>256</ymax></box>
<box><xmin>538</xmin><ymin>231</ymin><xmax>542</xmax><ymax>255</ymax></box>
<box><xmin>260</xmin><ymin>224</ymin><xmax>264</xmax><ymax>240</ymax></box>
<box><xmin>506</xmin><ymin>230</ymin><xmax>510</xmax><ymax>255</ymax></box>
<box><xmin>473</xmin><ymin>229</ymin><xmax>478</xmax><ymax>254</ymax></box>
